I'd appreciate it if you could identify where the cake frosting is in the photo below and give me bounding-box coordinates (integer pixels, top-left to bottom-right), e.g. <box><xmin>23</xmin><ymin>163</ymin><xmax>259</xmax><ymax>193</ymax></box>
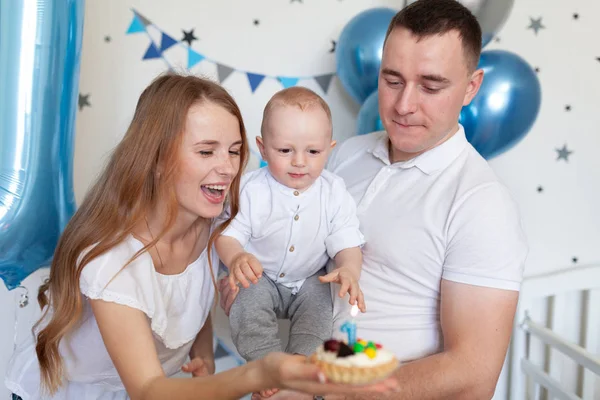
<box><xmin>309</xmin><ymin>338</ymin><xmax>399</xmax><ymax>384</ymax></box>
<box><xmin>314</xmin><ymin>340</ymin><xmax>396</xmax><ymax>367</ymax></box>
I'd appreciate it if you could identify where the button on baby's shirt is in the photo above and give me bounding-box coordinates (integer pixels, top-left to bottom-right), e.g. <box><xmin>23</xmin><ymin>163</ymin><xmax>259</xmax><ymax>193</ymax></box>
<box><xmin>279</xmin><ymin>273</ymin><xmax>285</xmax><ymax>278</ymax></box>
<box><xmin>294</xmin><ymin>215</ymin><xmax>299</xmax><ymax>221</ymax></box>
<box><xmin>289</xmin><ymin>245</ymin><xmax>295</xmax><ymax>252</ymax></box>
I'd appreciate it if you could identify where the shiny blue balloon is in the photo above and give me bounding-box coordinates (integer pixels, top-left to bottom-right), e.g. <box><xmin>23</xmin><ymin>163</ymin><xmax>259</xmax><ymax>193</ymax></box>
<box><xmin>460</xmin><ymin>50</ymin><xmax>541</xmax><ymax>159</ymax></box>
<box><xmin>481</xmin><ymin>33</ymin><xmax>494</xmax><ymax>49</ymax></box>
<box><xmin>0</xmin><ymin>0</ymin><xmax>85</xmax><ymax>290</ymax></box>
<box><xmin>336</xmin><ymin>8</ymin><xmax>397</xmax><ymax>104</ymax></box>
<box><xmin>356</xmin><ymin>90</ymin><xmax>383</xmax><ymax>135</ymax></box>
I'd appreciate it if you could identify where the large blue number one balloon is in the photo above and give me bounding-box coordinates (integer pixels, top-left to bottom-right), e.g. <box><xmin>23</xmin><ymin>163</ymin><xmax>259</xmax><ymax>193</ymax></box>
<box><xmin>0</xmin><ymin>0</ymin><xmax>85</xmax><ymax>290</ymax></box>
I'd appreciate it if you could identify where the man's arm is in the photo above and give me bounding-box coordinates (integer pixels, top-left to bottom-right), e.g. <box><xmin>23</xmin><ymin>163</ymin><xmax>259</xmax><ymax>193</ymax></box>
<box><xmin>327</xmin><ymin>279</ymin><xmax>518</xmax><ymax>399</ymax></box>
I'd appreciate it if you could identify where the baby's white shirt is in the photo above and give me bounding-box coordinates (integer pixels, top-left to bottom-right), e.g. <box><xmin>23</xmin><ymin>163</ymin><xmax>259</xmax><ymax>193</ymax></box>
<box><xmin>222</xmin><ymin>168</ymin><xmax>365</xmax><ymax>294</ymax></box>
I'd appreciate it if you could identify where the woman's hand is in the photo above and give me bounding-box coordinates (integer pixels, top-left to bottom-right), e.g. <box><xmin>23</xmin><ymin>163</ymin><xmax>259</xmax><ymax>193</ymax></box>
<box><xmin>257</xmin><ymin>353</ymin><xmax>398</xmax><ymax>397</ymax></box>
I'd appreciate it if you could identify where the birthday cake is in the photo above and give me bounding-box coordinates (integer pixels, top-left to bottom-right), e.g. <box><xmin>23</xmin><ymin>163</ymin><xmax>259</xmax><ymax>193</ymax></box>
<box><xmin>309</xmin><ymin>338</ymin><xmax>399</xmax><ymax>385</ymax></box>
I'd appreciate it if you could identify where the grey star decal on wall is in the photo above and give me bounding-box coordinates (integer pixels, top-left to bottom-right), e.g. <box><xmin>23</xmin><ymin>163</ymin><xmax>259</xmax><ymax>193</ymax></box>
<box><xmin>596</xmin><ymin>57</ymin><xmax>600</xmax><ymax>62</ymax></box>
<box><xmin>565</xmin><ymin>104</ymin><xmax>572</xmax><ymax>111</ymax></box>
<box><xmin>253</xmin><ymin>19</ymin><xmax>260</xmax><ymax>26</ymax></box>
<box><xmin>527</xmin><ymin>17</ymin><xmax>545</xmax><ymax>35</ymax></box>
<box><xmin>572</xmin><ymin>257</ymin><xmax>578</xmax><ymax>264</ymax></box>
<box><xmin>329</xmin><ymin>40</ymin><xmax>336</xmax><ymax>53</ymax></box>
<box><xmin>182</xmin><ymin>29</ymin><xmax>198</xmax><ymax>46</ymax></box>
<box><xmin>78</xmin><ymin>93</ymin><xmax>91</xmax><ymax>111</ymax></box>
<box><xmin>573</xmin><ymin>13</ymin><xmax>579</xmax><ymax>20</ymax></box>
<box><xmin>556</xmin><ymin>144</ymin><xmax>573</xmax><ymax>162</ymax></box>
<box><xmin>290</xmin><ymin>0</ymin><xmax>303</xmax><ymax>3</ymax></box>
<box><xmin>537</xmin><ymin>186</ymin><xmax>544</xmax><ymax>193</ymax></box>
<box><xmin>104</xmin><ymin>35</ymin><xmax>111</xmax><ymax>43</ymax></box>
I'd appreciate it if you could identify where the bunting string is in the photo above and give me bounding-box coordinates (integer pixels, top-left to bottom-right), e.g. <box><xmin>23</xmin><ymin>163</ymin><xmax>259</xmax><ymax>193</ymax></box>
<box><xmin>126</xmin><ymin>9</ymin><xmax>336</xmax><ymax>94</ymax></box>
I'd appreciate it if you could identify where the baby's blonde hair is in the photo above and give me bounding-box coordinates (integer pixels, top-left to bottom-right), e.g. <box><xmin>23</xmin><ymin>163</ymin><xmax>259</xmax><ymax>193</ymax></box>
<box><xmin>261</xmin><ymin>87</ymin><xmax>332</xmax><ymax>137</ymax></box>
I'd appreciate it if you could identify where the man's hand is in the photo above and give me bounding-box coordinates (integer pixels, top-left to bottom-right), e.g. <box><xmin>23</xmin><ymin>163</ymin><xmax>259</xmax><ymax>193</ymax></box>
<box><xmin>319</xmin><ymin>266</ymin><xmax>366</xmax><ymax>312</ymax></box>
<box><xmin>229</xmin><ymin>252</ymin><xmax>264</xmax><ymax>290</ymax></box>
<box><xmin>181</xmin><ymin>356</ymin><xmax>215</xmax><ymax>377</ymax></box>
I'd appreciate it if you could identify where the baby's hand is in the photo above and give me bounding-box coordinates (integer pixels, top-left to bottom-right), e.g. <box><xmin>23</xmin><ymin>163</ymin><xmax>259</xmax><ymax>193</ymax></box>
<box><xmin>181</xmin><ymin>356</ymin><xmax>215</xmax><ymax>377</ymax></box>
<box><xmin>319</xmin><ymin>267</ymin><xmax>366</xmax><ymax>312</ymax></box>
<box><xmin>229</xmin><ymin>252</ymin><xmax>264</xmax><ymax>291</ymax></box>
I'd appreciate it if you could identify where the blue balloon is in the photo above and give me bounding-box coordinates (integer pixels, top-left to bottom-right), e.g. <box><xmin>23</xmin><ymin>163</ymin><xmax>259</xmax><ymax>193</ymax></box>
<box><xmin>0</xmin><ymin>0</ymin><xmax>85</xmax><ymax>290</ymax></box>
<box><xmin>356</xmin><ymin>90</ymin><xmax>383</xmax><ymax>135</ymax></box>
<box><xmin>460</xmin><ymin>50</ymin><xmax>541</xmax><ymax>159</ymax></box>
<box><xmin>481</xmin><ymin>33</ymin><xmax>494</xmax><ymax>49</ymax></box>
<box><xmin>336</xmin><ymin>8</ymin><xmax>397</xmax><ymax>104</ymax></box>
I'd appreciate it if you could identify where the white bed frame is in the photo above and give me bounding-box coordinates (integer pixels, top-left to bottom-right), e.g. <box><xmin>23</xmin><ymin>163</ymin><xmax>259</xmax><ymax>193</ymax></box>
<box><xmin>502</xmin><ymin>264</ymin><xmax>600</xmax><ymax>399</ymax></box>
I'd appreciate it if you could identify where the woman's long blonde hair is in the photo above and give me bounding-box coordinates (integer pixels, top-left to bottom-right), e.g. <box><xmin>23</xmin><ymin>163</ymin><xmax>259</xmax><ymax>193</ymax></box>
<box><xmin>34</xmin><ymin>72</ymin><xmax>248</xmax><ymax>394</ymax></box>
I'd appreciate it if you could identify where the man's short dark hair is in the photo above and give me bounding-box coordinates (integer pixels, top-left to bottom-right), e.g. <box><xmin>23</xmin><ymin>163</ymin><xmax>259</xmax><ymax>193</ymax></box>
<box><xmin>384</xmin><ymin>0</ymin><xmax>482</xmax><ymax>72</ymax></box>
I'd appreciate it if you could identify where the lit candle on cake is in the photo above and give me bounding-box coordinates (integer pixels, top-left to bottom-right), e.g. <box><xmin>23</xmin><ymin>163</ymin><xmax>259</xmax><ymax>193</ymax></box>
<box><xmin>340</xmin><ymin>304</ymin><xmax>359</xmax><ymax>346</ymax></box>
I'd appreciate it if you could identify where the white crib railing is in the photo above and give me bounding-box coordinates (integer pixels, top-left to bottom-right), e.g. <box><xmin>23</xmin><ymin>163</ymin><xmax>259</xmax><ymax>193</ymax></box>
<box><xmin>507</xmin><ymin>264</ymin><xmax>600</xmax><ymax>400</ymax></box>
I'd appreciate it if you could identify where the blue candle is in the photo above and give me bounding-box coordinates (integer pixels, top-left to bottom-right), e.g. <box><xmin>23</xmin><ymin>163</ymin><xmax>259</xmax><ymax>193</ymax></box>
<box><xmin>340</xmin><ymin>304</ymin><xmax>359</xmax><ymax>345</ymax></box>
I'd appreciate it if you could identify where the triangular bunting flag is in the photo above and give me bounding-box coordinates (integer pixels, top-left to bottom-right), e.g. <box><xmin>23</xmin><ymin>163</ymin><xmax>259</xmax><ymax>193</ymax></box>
<box><xmin>278</xmin><ymin>77</ymin><xmax>299</xmax><ymax>88</ymax></box>
<box><xmin>259</xmin><ymin>159</ymin><xmax>268</xmax><ymax>168</ymax></box>
<box><xmin>315</xmin><ymin>74</ymin><xmax>334</xmax><ymax>94</ymax></box>
<box><xmin>133</xmin><ymin>10</ymin><xmax>152</xmax><ymax>27</ymax></box>
<box><xmin>160</xmin><ymin>32</ymin><xmax>178</xmax><ymax>52</ymax></box>
<box><xmin>187</xmin><ymin>48</ymin><xmax>205</xmax><ymax>69</ymax></box>
<box><xmin>143</xmin><ymin>42</ymin><xmax>162</xmax><ymax>60</ymax></box>
<box><xmin>145</xmin><ymin>25</ymin><xmax>162</xmax><ymax>48</ymax></box>
<box><xmin>216</xmin><ymin>64</ymin><xmax>235</xmax><ymax>83</ymax></box>
<box><xmin>214</xmin><ymin>343</ymin><xmax>229</xmax><ymax>359</ymax></box>
<box><xmin>247</xmin><ymin>72</ymin><xmax>266</xmax><ymax>93</ymax></box>
<box><xmin>126</xmin><ymin>15</ymin><xmax>146</xmax><ymax>34</ymax></box>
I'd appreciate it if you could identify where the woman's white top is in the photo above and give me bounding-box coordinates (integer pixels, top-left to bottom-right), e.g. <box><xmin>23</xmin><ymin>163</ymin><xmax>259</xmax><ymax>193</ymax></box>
<box><xmin>5</xmin><ymin>233</ymin><xmax>219</xmax><ymax>399</ymax></box>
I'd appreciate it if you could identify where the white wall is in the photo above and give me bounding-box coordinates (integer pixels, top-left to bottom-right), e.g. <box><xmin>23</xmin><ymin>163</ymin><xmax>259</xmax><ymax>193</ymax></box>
<box><xmin>2</xmin><ymin>0</ymin><xmax>600</xmax><ymax>398</ymax></box>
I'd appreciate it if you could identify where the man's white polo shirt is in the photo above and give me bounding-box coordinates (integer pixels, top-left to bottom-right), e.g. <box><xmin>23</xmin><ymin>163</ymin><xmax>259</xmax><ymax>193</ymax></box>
<box><xmin>327</xmin><ymin>125</ymin><xmax>528</xmax><ymax>362</ymax></box>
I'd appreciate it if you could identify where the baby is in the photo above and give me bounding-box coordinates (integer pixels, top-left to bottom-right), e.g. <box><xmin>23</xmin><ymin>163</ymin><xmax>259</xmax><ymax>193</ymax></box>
<box><xmin>216</xmin><ymin>86</ymin><xmax>365</xmax><ymax>397</ymax></box>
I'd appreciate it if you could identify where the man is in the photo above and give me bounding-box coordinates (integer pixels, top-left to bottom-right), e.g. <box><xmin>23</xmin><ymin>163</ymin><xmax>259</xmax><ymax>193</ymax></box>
<box><xmin>220</xmin><ymin>0</ymin><xmax>528</xmax><ymax>398</ymax></box>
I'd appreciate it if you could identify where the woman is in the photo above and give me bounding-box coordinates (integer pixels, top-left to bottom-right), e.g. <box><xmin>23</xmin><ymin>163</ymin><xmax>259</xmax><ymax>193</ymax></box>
<box><xmin>5</xmin><ymin>74</ymin><xmax>395</xmax><ymax>400</ymax></box>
